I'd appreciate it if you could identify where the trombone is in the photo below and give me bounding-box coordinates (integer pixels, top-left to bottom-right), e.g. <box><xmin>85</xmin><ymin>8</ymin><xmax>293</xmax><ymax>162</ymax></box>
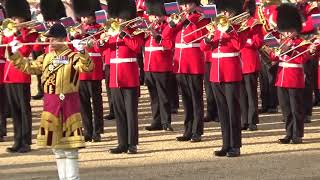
<box><xmin>183</xmin><ymin>12</ymin><xmax>250</xmax><ymax>39</ymax></box>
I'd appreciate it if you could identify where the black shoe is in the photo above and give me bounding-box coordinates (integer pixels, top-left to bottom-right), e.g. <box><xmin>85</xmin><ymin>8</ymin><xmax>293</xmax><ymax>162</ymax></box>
<box><xmin>92</xmin><ymin>134</ymin><xmax>101</xmax><ymax>142</ymax></box>
<box><xmin>84</xmin><ymin>136</ymin><xmax>92</xmax><ymax>142</ymax></box>
<box><xmin>248</xmin><ymin>124</ymin><xmax>258</xmax><ymax>131</ymax></box>
<box><xmin>32</xmin><ymin>93</ymin><xmax>43</xmax><ymax>100</ymax></box>
<box><xmin>267</xmin><ymin>108</ymin><xmax>278</xmax><ymax>113</ymax></box>
<box><xmin>18</xmin><ymin>145</ymin><xmax>31</xmax><ymax>153</ymax></box>
<box><xmin>304</xmin><ymin>116</ymin><xmax>311</xmax><ymax>123</ymax></box>
<box><xmin>0</xmin><ymin>136</ymin><xmax>4</xmax><ymax>142</ymax></box>
<box><xmin>145</xmin><ymin>125</ymin><xmax>163</xmax><ymax>131</ymax></box>
<box><xmin>226</xmin><ymin>148</ymin><xmax>240</xmax><ymax>157</ymax></box>
<box><xmin>109</xmin><ymin>146</ymin><xmax>128</xmax><ymax>154</ymax></box>
<box><xmin>241</xmin><ymin>124</ymin><xmax>249</xmax><ymax>131</ymax></box>
<box><xmin>278</xmin><ymin>136</ymin><xmax>291</xmax><ymax>144</ymax></box>
<box><xmin>190</xmin><ymin>134</ymin><xmax>201</xmax><ymax>143</ymax></box>
<box><xmin>162</xmin><ymin>124</ymin><xmax>174</xmax><ymax>131</ymax></box>
<box><xmin>214</xmin><ymin>149</ymin><xmax>228</xmax><ymax>157</ymax></box>
<box><xmin>6</xmin><ymin>145</ymin><xmax>20</xmax><ymax>153</ymax></box>
<box><xmin>127</xmin><ymin>145</ymin><xmax>137</xmax><ymax>154</ymax></box>
<box><xmin>176</xmin><ymin>136</ymin><xmax>191</xmax><ymax>141</ymax></box>
<box><xmin>204</xmin><ymin>116</ymin><xmax>213</xmax><ymax>122</ymax></box>
<box><xmin>104</xmin><ymin>114</ymin><xmax>115</xmax><ymax>120</ymax></box>
<box><xmin>291</xmin><ymin>137</ymin><xmax>302</xmax><ymax>144</ymax></box>
<box><xmin>171</xmin><ymin>109</ymin><xmax>178</xmax><ymax>114</ymax></box>
<box><xmin>258</xmin><ymin>108</ymin><xmax>268</xmax><ymax>114</ymax></box>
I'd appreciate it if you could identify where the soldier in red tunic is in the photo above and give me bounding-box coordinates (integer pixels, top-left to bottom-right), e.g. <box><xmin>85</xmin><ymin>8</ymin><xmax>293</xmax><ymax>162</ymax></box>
<box><xmin>239</xmin><ymin>0</ymin><xmax>264</xmax><ymax>131</ymax></box>
<box><xmin>72</xmin><ymin>0</ymin><xmax>105</xmax><ymax>143</ymax></box>
<box><xmin>290</xmin><ymin>0</ymin><xmax>320</xmax><ymax>123</ymax></box>
<box><xmin>143</xmin><ymin>0</ymin><xmax>174</xmax><ymax>131</ymax></box>
<box><xmin>268</xmin><ymin>4</ymin><xmax>312</xmax><ymax>144</ymax></box>
<box><xmin>0</xmin><ymin>3</ymin><xmax>6</xmax><ymax>142</ymax></box>
<box><xmin>4</xmin><ymin>0</ymin><xmax>39</xmax><ymax>153</ymax></box>
<box><xmin>200</xmin><ymin>0</ymin><xmax>245</xmax><ymax>157</ymax></box>
<box><xmin>168</xmin><ymin>0</ymin><xmax>209</xmax><ymax>142</ymax></box>
<box><xmin>255</xmin><ymin>0</ymin><xmax>281</xmax><ymax>114</ymax></box>
<box><xmin>98</xmin><ymin>0</ymin><xmax>144</xmax><ymax>154</ymax></box>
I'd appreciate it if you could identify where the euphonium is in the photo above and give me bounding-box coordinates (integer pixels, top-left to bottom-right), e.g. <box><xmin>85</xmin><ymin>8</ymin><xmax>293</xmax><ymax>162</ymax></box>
<box><xmin>1</xmin><ymin>19</ymin><xmax>17</xmax><ymax>37</ymax></box>
<box><xmin>215</xmin><ymin>15</ymin><xmax>231</xmax><ymax>32</ymax></box>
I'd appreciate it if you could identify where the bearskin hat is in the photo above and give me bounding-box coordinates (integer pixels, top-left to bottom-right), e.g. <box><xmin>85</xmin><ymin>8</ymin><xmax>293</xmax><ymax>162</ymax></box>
<box><xmin>72</xmin><ymin>0</ymin><xmax>101</xmax><ymax>18</ymax></box>
<box><xmin>276</xmin><ymin>3</ymin><xmax>302</xmax><ymax>32</ymax></box>
<box><xmin>108</xmin><ymin>0</ymin><xmax>137</xmax><ymax>20</ymax></box>
<box><xmin>146</xmin><ymin>0</ymin><xmax>166</xmax><ymax>16</ymax></box>
<box><xmin>40</xmin><ymin>0</ymin><xmax>66</xmax><ymax>21</ymax></box>
<box><xmin>177</xmin><ymin>0</ymin><xmax>201</xmax><ymax>6</ymax></box>
<box><xmin>215</xmin><ymin>0</ymin><xmax>244</xmax><ymax>15</ymax></box>
<box><xmin>5</xmin><ymin>0</ymin><xmax>31</xmax><ymax>21</ymax></box>
<box><xmin>242</xmin><ymin>0</ymin><xmax>256</xmax><ymax>16</ymax></box>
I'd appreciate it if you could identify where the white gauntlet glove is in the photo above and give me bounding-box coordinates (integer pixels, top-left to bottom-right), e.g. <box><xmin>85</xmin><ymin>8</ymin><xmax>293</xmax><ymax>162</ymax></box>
<box><xmin>9</xmin><ymin>40</ymin><xmax>22</xmax><ymax>54</ymax></box>
<box><xmin>72</xmin><ymin>39</ymin><xmax>85</xmax><ymax>51</ymax></box>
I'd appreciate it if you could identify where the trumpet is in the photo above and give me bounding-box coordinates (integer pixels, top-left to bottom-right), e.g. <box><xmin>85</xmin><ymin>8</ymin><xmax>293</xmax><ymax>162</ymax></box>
<box><xmin>169</xmin><ymin>10</ymin><xmax>188</xmax><ymax>24</ymax></box>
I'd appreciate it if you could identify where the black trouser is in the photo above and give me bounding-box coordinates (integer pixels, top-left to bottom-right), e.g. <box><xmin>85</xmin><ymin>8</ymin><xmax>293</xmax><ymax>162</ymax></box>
<box><xmin>0</xmin><ymin>84</ymin><xmax>6</xmax><ymax>137</ymax></box>
<box><xmin>277</xmin><ymin>87</ymin><xmax>304</xmax><ymax>138</ymax></box>
<box><xmin>259</xmin><ymin>55</ymin><xmax>278</xmax><ymax>109</ymax></box>
<box><xmin>5</xmin><ymin>84</ymin><xmax>32</xmax><ymax>146</ymax></box>
<box><xmin>79</xmin><ymin>80</ymin><xmax>104</xmax><ymax>137</ymax></box>
<box><xmin>105</xmin><ymin>65</ymin><xmax>114</xmax><ymax>116</ymax></box>
<box><xmin>212</xmin><ymin>82</ymin><xmax>241</xmax><ymax>149</ymax></box>
<box><xmin>111</xmin><ymin>88</ymin><xmax>139</xmax><ymax>147</ymax></box>
<box><xmin>176</xmin><ymin>74</ymin><xmax>204</xmax><ymax>137</ymax></box>
<box><xmin>36</xmin><ymin>75</ymin><xmax>44</xmax><ymax>95</ymax></box>
<box><xmin>137</xmin><ymin>53</ymin><xmax>145</xmax><ymax>85</ymax></box>
<box><xmin>303</xmin><ymin>60</ymin><xmax>314</xmax><ymax>116</ymax></box>
<box><xmin>145</xmin><ymin>72</ymin><xmax>171</xmax><ymax>126</ymax></box>
<box><xmin>204</xmin><ymin>62</ymin><xmax>218</xmax><ymax>119</ymax></box>
<box><xmin>312</xmin><ymin>59</ymin><xmax>320</xmax><ymax>102</ymax></box>
<box><xmin>168</xmin><ymin>73</ymin><xmax>179</xmax><ymax>110</ymax></box>
<box><xmin>240</xmin><ymin>73</ymin><xmax>259</xmax><ymax>126</ymax></box>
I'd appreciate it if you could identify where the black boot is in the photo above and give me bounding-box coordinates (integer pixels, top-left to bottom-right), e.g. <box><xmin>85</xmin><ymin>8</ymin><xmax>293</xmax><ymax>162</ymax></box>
<box><xmin>109</xmin><ymin>145</ymin><xmax>128</xmax><ymax>154</ymax></box>
<box><xmin>32</xmin><ymin>93</ymin><xmax>43</xmax><ymax>100</ymax></box>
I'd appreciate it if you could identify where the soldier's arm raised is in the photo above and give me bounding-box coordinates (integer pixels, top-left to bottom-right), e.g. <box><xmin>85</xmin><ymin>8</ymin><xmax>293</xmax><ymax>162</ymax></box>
<box><xmin>73</xmin><ymin>51</ymin><xmax>94</xmax><ymax>73</ymax></box>
<box><xmin>8</xmin><ymin>52</ymin><xmax>44</xmax><ymax>75</ymax></box>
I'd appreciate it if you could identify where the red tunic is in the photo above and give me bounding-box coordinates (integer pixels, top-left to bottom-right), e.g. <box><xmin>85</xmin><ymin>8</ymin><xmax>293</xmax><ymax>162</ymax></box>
<box><xmin>299</xmin><ymin>2</ymin><xmax>320</xmax><ymax>34</ymax></box>
<box><xmin>200</xmin><ymin>28</ymin><xmax>242</xmax><ymax>83</ymax></box>
<box><xmin>99</xmin><ymin>30</ymin><xmax>144</xmax><ymax>88</ymax></box>
<box><xmin>270</xmin><ymin>38</ymin><xmax>311</xmax><ymax>88</ymax></box>
<box><xmin>239</xmin><ymin>18</ymin><xmax>264</xmax><ymax>74</ymax></box>
<box><xmin>78</xmin><ymin>23</ymin><xmax>104</xmax><ymax>80</ymax></box>
<box><xmin>169</xmin><ymin>12</ymin><xmax>209</xmax><ymax>74</ymax></box>
<box><xmin>3</xmin><ymin>28</ymin><xmax>38</xmax><ymax>83</ymax></box>
<box><xmin>143</xmin><ymin>22</ymin><xmax>174</xmax><ymax>72</ymax></box>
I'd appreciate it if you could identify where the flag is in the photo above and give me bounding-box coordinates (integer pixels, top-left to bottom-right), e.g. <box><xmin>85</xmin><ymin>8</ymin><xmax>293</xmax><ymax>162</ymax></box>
<box><xmin>264</xmin><ymin>33</ymin><xmax>279</xmax><ymax>48</ymax></box>
<box><xmin>34</xmin><ymin>23</ymin><xmax>48</xmax><ymax>32</ymax></box>
<box><xmin>60</xmin><ymin>17</ymin><xmax>76</xmax><ymax>28</ymax></box>
<box><xmin>95</xmin><ymin>10</ymin><xmax>108</xmax><ymax>24</ymax></box>
<box><xmin>0</xmin><ymin>9</ymin><xmax>5</xmax><ymax>21</ymax></box>
<box><xmin>100</xmin><ymin>3</ymin><xmax>108</xmax><ymax>11</ymax></box>
<box><xmin>164</xmin><ymin>2</ymin><xmax>180</xmax><ymax>15</ymax></box>
<box><xmin>200</xmin><ymin>4</ymin><xmax>217</xmax><ymax>19</ymax></box>
<box><xmin>311</xmin><ymin>13</ymin><xmax>320</xmax><ymax>29</ymax></box>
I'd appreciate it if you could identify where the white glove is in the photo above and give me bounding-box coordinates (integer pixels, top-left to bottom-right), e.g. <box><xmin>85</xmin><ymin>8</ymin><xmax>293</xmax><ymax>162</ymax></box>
<box><xmin>246</xmin><ymin>39</ymin><xmax>253</xmax><ymax>45</ymax></box>
<box><xmin>9</xmin><ymin>40</ymin><xmax>22</xmax><ymax>54</ymax></box>
<box><xmin>72</xmin><ymin>39</ymin><xmax>84</xmax><ymax>51</ymax></box>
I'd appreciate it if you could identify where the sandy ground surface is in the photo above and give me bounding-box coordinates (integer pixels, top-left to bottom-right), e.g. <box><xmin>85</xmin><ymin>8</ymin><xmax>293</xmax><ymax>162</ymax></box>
<box><xmin>0</xmin><ymin>76</ymin><xmax>320</xmax><ymax>180</ymax></box>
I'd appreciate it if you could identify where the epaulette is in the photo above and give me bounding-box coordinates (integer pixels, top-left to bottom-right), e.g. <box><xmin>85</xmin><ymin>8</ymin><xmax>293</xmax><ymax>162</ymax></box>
<box><xmin>307</xmin><ymin>2</ymin><xmax>319</xmax><ymax>14</ymax></box>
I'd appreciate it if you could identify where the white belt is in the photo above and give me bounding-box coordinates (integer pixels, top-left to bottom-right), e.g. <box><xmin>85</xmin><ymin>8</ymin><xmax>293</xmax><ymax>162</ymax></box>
<box><xmin>110</xmin><ymin>58</ymin><xmax>137</xmax><ymax>64</ymax></box>
<box><xmin>212</xmin><ymin>52</ymin><xmax>239</xmax><ymax>58</ymax></box>
<box><xmin>175</xmin><ymin>43</ymin><xmax>200</xmax><ymax>48</ymax></box>
<box><xmin>0</xmin><ymin>59</ymin><xmax>5</xmax><ymax>64</ymax></box>
<box><xmin>279</xmin><ymin>62</ymin><xmax>303</xmax><ymax>68</ymax></box>
<box><xmin>88</xmin><ymin>53</ymin><xmax>101</xmax><ymax>57</ymax></box>
<box><xmin>144</xmin><ymin>46</ymin><xmax>167</xmax><ymax>51</ymax></box>
<box><xmin>318</xmin><ymin>61</ymin><xmax>320</xmax><ymax>65</ymax></box>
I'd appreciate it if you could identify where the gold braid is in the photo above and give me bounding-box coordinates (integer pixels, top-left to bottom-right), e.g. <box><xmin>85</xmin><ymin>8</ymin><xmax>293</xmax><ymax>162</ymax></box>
<box><xmin>258</xmin><ymin>5</ymin><xmax>271</xmax><ymax>33</ymax></box>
